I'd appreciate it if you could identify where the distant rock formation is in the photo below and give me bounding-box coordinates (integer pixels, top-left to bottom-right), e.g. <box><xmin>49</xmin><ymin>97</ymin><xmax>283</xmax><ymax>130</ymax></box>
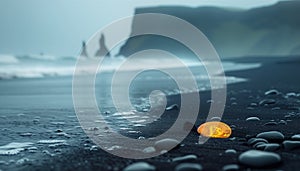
<box><xmin>119</xmin><ymin>1</ymin><xmax>300</xmax><ymax>58</ymax></box>
<box><xmin>95</xmin><ymin>34</ymin><xmax>110</xmax><ymax>57</ymax></box>
<box><xmin>81</xmin><ymin>41</ymin><xmax>88</xmax><ymax>57</ymax></box>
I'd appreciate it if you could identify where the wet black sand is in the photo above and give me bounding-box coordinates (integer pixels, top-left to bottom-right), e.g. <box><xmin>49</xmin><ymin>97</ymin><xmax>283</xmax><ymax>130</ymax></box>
<box><xmin>1</xmin><ymin>56</ymin><xmax>300</xmax><ymax>171</ymax></box>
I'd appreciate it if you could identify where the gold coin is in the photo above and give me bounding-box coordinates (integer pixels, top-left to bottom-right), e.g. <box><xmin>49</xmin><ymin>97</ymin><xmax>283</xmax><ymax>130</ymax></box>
<box><xmin>197</xmin><ymin>121</ymin><xmax>232</xmax><ymax>138</ymax></box>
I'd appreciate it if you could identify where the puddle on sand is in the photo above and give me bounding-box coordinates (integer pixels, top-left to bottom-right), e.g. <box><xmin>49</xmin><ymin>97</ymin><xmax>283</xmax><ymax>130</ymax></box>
<box><xmin>37</xmin><ymin>140</ymin><xmax>66</xmax><ymax>144</ymax></box>
<box><xmin>0</xmin><ymin>142</ymin><xmax>33</xmax><ymax>155</ymax></box>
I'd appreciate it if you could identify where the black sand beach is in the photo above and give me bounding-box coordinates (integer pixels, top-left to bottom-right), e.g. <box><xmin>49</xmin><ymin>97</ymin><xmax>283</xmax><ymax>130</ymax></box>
<box><xmin>1</xmin><ymin>56</ymin><xmax>300</xmax><ymax>171</ymax></box>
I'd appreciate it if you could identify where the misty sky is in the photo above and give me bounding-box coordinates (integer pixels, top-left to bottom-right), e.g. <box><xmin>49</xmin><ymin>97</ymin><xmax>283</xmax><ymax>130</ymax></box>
<box><xmin>0</xmin><ymin>0</ymin><xmax>285</xmax><ymax>57</ymax></box>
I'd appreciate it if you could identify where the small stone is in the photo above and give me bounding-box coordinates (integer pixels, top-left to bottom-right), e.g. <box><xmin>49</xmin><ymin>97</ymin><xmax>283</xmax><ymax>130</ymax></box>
<box><xmin>263</xmin><ymin>122</ymin><xmax>278</xmax><ymax>126</ymax></box>
<box><xmin>55</xmin><ymin>129</ymin><xmax>63</xmax><ymax>133</ymax></box>
<box><xmin>175</xmin><ymin>163</ymin><xmax>203</xmax><ymax>171</ymax></box>
<box><xmin>231</xmin><ymin>102</ymin><xmax>238</xmax><ymax>106</ymax></box>
<box><xmin>222</xmin><ymin>164</ymin><xmax>239</xmax><ymax>171</ymax></box>
<box><xmin>271</xmin><ymin>107</ymin><xmax>280</xmax><ymax>111</ymax></box>
<box><xmin>283</xmin><ymin>140</ymin><xmax>300</xmax><ymax>150</ymax></box>
<box><xmin>90</xmin><ymin>145</ymin><xmax>98</xmax><ymax>151</ymax></box>
<box><xmin>160</xmin><ymin>150</ymin><xmax>168</xmax><ymax>154</ymax></box>
<box><xmin>54</xmin><ymin>149</ymin><xmax>62</xmax><ymax>153</ymax></box>
<box><xmin>256</xmin><ymin>143</ymin><xmax>280</xmax><ymax>151</ymax></box>
<box><xmin>209</xmin><ymin>117</ymin><xmax>221</xmax><ymax>121</ymax></box>
<box><xmin>33</xmin><ymin>119</ymin><xmax>39</xmax><ymax>123</ymax></box>
<box><xmin>278</xmin><ymin>120</ymin><xmax>287</xmax><ymax>125</ymax></box>
<box><xmin>246</xmin><ymin>117</ymin><xmax>260</xmax><ymax>122</ymax></box>
<box><xmin>230</xmin><ymin>97</ymin><xmax>236</xmax><ymax>101</ymax></box>
<box><xmin>256</xmin><ymin>131</ymin><xmax>284</xmax><ymax>142</ymax></box>
<box><xmin>259</xmin><ymin>99</ymin><xmax>276</xmax><ymax>106</ymax></box>
<box><xmin>286</xmin><ymin>92</ymin><xmax>297</xmax><ymax>98</ymax></box>
<box><xmin>166</xmin><ymin>104</ymin><xmax>179</xmax><ymax>111</ymax></box>
<box><xmin>291</xmin><ymin>134</ymin><xmax>300</xmax><ymax>140</ymax></box>
<box><xmin>225</xmin><ymin>149</ymin><xmax>237</xmax><ymax>155</ymax></box>
<box><xmin>238</xmin><ymin>150</ymin><xmax>281</xmax><ymax>167</ymax></box>
<box><xmin>154</xmin><ymin>138</ymin><xmax>180</xmax><ymax>151</ymax></box>
<box><xmin>17</xmin><ymin>113</ymin><xmax>25</xmax><ymax>117</ymax></box>
<box><xmin>230</xmin><ymin>125</ymin><xmax>236</xmax><ymax>130</ymax></box>
<box><xmin>172</xmin><ymin>154</ymin><xmax>197</xmax><ymax>162</ymax></box>
<box><xmin>207</xmin><ymin>100</ymin><xmax>214</xmax><ymax>103</ymax></box>
<box><xmin>265</xmin><ymin>89</ymin><xmax>280</xmax><ymax>96</ymax></box>
<box><xmin>143</xmin><ymin>147</ymin><xmax>156</xmax><ymax>153</ymax></box>
<box><xmin>248</xmin><ymin>138</ymin><xmax>268</xmax><ymax>146</ymax></box>
<box><xmin>249</xmin><ymin>103</ymin><xmax>258</xmax><ymax>107</ymax></box>
<box><xmin>123</xmin><ymin>162</ymin><xmax>155</xmax><ymax>171</ymax></box>
<box><xmin>253</xmin><ymin>142</ymin><xmax>267</xmax><ymax>149</ymax></box>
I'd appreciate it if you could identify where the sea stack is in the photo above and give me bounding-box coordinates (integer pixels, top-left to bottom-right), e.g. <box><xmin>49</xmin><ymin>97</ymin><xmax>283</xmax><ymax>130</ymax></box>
<box><xmin>95</xmin><ymin>34</ymin><xmax>110</xmax><ymax>57</ymax></box>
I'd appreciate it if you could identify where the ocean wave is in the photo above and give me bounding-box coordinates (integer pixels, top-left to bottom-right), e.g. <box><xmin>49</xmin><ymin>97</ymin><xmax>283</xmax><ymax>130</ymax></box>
<box><xmin>0</xmin><ymin>54</ymin><xmax>261</xmax><ymax>80</ymax></box>
<box><xmin>0</xmin><ymin>54</ymin><xmax>19</xmax><ymax>64</ymax></box>
<box><xmin>18</xmin><ymin>54</ymin><xmax>76</xmax><ymax>61</ymax></box>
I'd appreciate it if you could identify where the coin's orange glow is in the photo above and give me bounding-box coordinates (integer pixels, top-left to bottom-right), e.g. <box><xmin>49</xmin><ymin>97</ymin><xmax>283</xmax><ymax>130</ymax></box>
<box><xmin>197</xmin><ymin>121</ymin><xmax>232</xmax><ymax>138</ymax></box>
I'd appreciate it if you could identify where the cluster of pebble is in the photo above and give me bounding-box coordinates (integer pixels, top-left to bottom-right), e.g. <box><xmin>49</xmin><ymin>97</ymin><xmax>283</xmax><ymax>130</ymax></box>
<box><xmin>120</xmin><ymin>129</ymin><xmax>300</xmax><ymax>171</ymax></box>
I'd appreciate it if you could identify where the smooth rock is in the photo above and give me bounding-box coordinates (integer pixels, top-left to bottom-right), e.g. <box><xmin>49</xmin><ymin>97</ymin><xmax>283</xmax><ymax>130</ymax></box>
<box><xmin>123</xmin><ymin>162</ymin><xmax>155</xmax><ymax>171</ymax></box>
<box><xmin>231</xmin><ymin>102</ymin><xmax>238</xmax><ymax>106</ymax></box>
<box><xmin>253</xmin><ymin>142</ymin><xmax>267</xmax><ymax>149</ymax></box>
<box><xmin>248</xmin><ymin>138</ymin><xmax>268</xmax><ymax>146</ymax></box>
<box><xmin>55</xmin><ymin>129</ymin><xmax>63</xmax><ymax>133</ymax></box>
<box><xmin>263</xmin><ymin>122</ymin><xmax>278</xmax><ymax>126</ymax></box>
<box><xmin>286</xmin><ymin>92</ymin><xmax>297</xmax><ymax>98</ymax></box>
<box><xmin>265</xmin><ymin>89</ymin><xmax>280</xmax><ymax>96</ymax></box>
<box><xmin>271</xmin><ymin>107</ymin><xmax>281</xmax><ymax>110</ymax></box>
<box><xmin>175</xmin><ymin>163</ymin><xmax>203</xmax><ymax>171</ymax></box>
<box><xmin>225</xmin><ymin>149</ymin><xmax>237</xmax><ymax>155</ymax></box>
<box><xmin>209</xmin><ymin>117</ymin><xmax>222</xmax><ymax>121</ymax></box>
<box><xmin>154</xmin><ymin>138</ymin><xmax>179</xmax><ymax>151</ymax></box>
<box><xmin>222</xmin><ymin>164</ymin><xmax>239</xmax><ymax>171</ymax></box>
<box><xmin>256</xmin><ymin>131</ymin><xmax>284</xmax><ymax>142</ymax></box>
<box><xmin>249</xmin><ymin>103</ymin><xmax>258</xmax><ymax>107</ymax></box>
<box><xmin>238</xmin><ymin>150</ymin><xmax>281</xmax><ymax>167</ymax></box>
<box><xmin>283</xmin><ymin>140</ymin><xmax>300</xmax><ymax>150</ymax></box>
<box><xmin>230</xmin><ymin>97</ymin><xmax>236</xmax><ymax>101</ymax></box>
<box><xmin>172</xmin><ymin>154</ymin><xmax>197</xmax><ymax>162</ymax></box>
<box><xmin>291</xmin><ymin>134</ymin><xmax>300</xmax><ymax>140</ymax></box>
<box><xmin>256</xmin><ymin>143</ymin><xmax>280</xmax><ymax>151</ymax></box>
<box><xmin>143</xmin><ymin>147</ymin><xmax>156</xmax><ymax>153</ymax></box>
<box><xmin>278</xmin><ymin>120</ymin><xmax>287</xmax><ymax>125</ymax></box>
<box><xmin>89</xmin><ymin>145</ymin><xmax>98</xmax><ymax>151</ymax></box>
<box><xmin>207</xmin><ymin>100</ymin><xmax>214</xmax><ymax>104</ymax></box>
<box><xmin>166</xmin><ymin>104</ymin><xmax>179</xmax><ymax>111</ymax></box>
<box><xmin>259</xmin><ymin>99</ymin><xmax>276</xmax><ymax>106</ymax></box>
<box><xmin>246</xmin><ymin>117</ymin><xmax>260</xmax><ymax>122</ymax></box>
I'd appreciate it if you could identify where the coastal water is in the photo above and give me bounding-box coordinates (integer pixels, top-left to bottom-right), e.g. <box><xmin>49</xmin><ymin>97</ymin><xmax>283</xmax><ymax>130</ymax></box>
<box><xmin>0</xmin><ymin>54</ymin><xmax>261</xmax><ymax>168</ymax></box>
